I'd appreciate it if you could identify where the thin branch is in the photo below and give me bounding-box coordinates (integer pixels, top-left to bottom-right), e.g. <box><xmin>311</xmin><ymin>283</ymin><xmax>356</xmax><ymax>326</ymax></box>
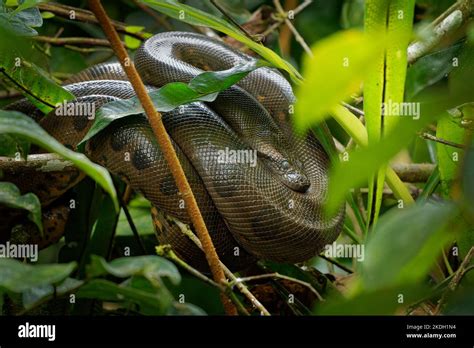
<box><xmin>34</xmin><ymin>36</ymin><xmax>116</xmax><ymax>47</ymax></box>
<box><xmin>38</xmin><ymin>2</ymin><xmax>146</xmax><ymax>40</ymax></box>
<box><xmin>273</xmin><ymin>0</ymin><xmax>313</xmax><ymax>57</ymax></box>
<box><xmin>408</xmin><ymin>0</ymin><xmax>474</xmax><ymax>64</ymax></box>
<box><xmin>88</xmin><ymin>0</ymin><xmax>236</xmax><ymax>315</ymax></box>
<box><xmin>420</xmin><ymin>132</ymin><xmax>466</xmax><ymax>149</ymax></box>
<box><xmin>156</xmin><ymin>245</ymin><xmax>250</xmax><ymax>315</ymax></box>
<box><xmin>210</xmin><ymin>0</ymin><xmax>260</xmax><ymax>42</ymax></box>
<box><xmin>173</xmin><ymin>218</ymin><xmax>271</xmax><ymax>316</ymax></box>
<box><xmin>231</xmin><ymin>272</ymin><xmax>324</xmax><ymax>301</ymax></box>
<box><xmin>391</xmin><ymin>163</ymin><xmax>436</xmax><ymax>183</ymax></box>
<box><xmin>262</xmin><ymin>0</ymin><xmax>312</xmax><ymax>38</ymax></box>
<box><xmin>435</xmin><ymin>246</ymin><xmax>474</xmax><ymax>314</ymax></box>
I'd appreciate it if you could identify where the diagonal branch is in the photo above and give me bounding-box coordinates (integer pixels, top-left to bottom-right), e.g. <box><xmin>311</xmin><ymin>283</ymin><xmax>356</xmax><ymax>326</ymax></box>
<box><xmin>88</xmin><ymin>0</ymin><xmax>237</xmax><ymax>315</ymax></box>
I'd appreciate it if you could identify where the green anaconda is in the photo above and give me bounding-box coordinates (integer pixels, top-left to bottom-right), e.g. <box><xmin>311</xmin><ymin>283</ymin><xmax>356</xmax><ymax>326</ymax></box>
<box><xmin>3</xmin><ymin>31</ymin><xmax>343</xmax><ymax>271</ymax></box>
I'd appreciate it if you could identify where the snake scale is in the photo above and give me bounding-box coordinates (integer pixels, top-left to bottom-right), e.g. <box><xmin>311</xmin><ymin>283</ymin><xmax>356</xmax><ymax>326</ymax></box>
<box><xmin>5</xmin><ymin>32</ymin><xmax>344</xmax><ymax>271</ymax></box>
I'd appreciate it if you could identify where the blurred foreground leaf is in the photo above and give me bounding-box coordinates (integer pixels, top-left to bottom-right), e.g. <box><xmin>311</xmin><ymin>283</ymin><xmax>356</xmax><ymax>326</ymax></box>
<box><xmin>362</xmin><ymin>201</ymin><xmax>458</xmax><ymax>290</ymax></box>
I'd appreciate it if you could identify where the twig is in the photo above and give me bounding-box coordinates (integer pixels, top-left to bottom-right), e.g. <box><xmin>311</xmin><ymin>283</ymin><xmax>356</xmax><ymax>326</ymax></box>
<box><xmin>420</xmin><ymin>132</ymin><xmax>466</xmax><ymax>149</ymax></box>
<box><xmin>156</xmin><ymin>245</ymin><xmax>250</xmax><ymax>315</ymax></box>
<box><xmin>174</xmin><ymin>219</ymin><xmax>271</xmax><ymax>316</ymax></box>
<box><xmin>231</xmin><ymin>272</ymin><xmax>324</xmax><ymax>301</ymax></box>
<box><xmin>278</xmin><ymin>0</ymin><xmax>298</xmax><ymax>56</ymax></box>
<box><xmin>210</xmin><ymin>0</ymin><xmax>260</xmax><ymax>42</ymax></box>
<box><xmin>88</xmin><ymin>0</ymin><xmax>236</xmax><ymax>316</ymax></box>
<box><xmin>262</xmin><ymin>0</ymin><xmax>312</xmax><ymax>38</ymax></box>
<box><xmin>114</xmin><ymin>179</ymin><xmax>147</xmax><ymax>255</ymax></box>
<box><xmin>391</xmin><ymin>163</ymin><xmax>436</xmax><ymax>183</ymax></box>
<box><xmin>64</xmin><ymin>45</ymin><xmax>112</xmax><ymax>54</ymax></box>
<box><xmin>435</xmin><ymin>246</ymin><xmax>474</xmax><ymax>314</ymax></box>
<box><xmin>408</xmin><ymin>0</ymin><xmax>474</xmax><ymax>64</ymax></box>
<box><xmin>342</xmin><ymin>102</ymin><xmax>364</xmax><ymax>117</ymax></box>
<box><xmin>38</xmin><ymin>2</ymin><xmax>146</xmax><ymax>40</ymax></box>
<box><xmin>35</xmin><ymin>36</ymin><xmax>116</xmax><ymax>47</ymax></box>
<box><xmin>273</xmin><ymin>0</ymin><xmax>313</xmax><ymax>57</ymax></box>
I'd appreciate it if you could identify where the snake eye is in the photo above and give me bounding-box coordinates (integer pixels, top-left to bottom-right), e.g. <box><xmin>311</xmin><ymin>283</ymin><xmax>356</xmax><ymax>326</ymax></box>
<box><xmin>280</xmin><ymin>160</ymin><xmax>290</xmax><ymax>171</ymax></box>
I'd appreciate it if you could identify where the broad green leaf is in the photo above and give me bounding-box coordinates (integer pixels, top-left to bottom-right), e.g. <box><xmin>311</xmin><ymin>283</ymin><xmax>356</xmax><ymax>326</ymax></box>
<box><xmin>0</xmin><ymin>110</ymin><xmax>118</xmax><ymax>210</ymax></box>
<box><xmin>81</xmin><ymin>59</ymin><xmax>267</xmax><ymax>144</ymax></box>
<box><xmin>12</xmin><ymin>6</ymin><xmax>42</xmax><ymax>27</ymax></box>
<box><xmin>294</xmin><ymin>29</ymin><xmax>383</xmax><ymax>132</ymax></box>
<box><xmin>22</xmin><ymin>277</ymin><xmax>83</xmax><ymax>309</ymax></box>
<box><xmin>87</xmin><ymin>255</ymin><xmax>181</xmax><ymax>286</ymax></box>
<box><xmin>0</xmin><ymin>258</ymin><xmax>76</xmax><ymax>293</ymax></box>
<box><xmin>405</xmin><ymin>43</ymin><xmax>463</xmax><ymax>100</ymax></box>
<box><xmin>76</xmin><ymin>278</ymin><xmax>173</xmax><ymax>315</ymax></box>
<box><xmin>362</xmin><ymin>202</ymin><xmax>457</xmax><ymax>290</ymax></box>
<box><xmin>0</xmin><ymin>28</ymin><xmax>74</xmax><ymax>113</ymax></box>
<box><xmin>140</xmin><ymin>0</ymin><xmax>302</xmax><ymax>83</ymax></box>
<box><xmin>0</xmin><ymin>181</ymin><xmax>42</xmax><ymax>232</ymax></box>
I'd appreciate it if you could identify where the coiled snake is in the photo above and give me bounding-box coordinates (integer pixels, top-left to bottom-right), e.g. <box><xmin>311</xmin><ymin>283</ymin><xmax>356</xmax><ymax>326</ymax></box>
<box><xmin>5</xmin><ymin>32</ymin><xmax>343</xmax><ymax>271</ymax></box>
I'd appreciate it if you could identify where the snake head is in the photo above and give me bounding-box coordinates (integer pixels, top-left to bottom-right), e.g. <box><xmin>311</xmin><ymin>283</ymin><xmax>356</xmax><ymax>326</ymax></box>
<box><xmin>277</xmin><ymin>159</ymin><xmax>311</xmax><ymax>193</ymax></box>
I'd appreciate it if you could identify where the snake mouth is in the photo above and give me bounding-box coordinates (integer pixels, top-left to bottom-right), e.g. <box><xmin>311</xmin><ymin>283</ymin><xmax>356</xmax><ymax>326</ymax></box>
<box><xmin>282</xmin><ymin>171</ymin><xmax>311</xmax><ymax>193</ymax></box>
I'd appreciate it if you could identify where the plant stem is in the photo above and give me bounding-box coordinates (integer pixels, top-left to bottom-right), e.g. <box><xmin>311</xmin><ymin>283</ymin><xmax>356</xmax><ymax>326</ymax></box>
<box><xmin>88</xmin><ymin>0</ymin><xmax>236</xmax><ymax>316</ymax></box>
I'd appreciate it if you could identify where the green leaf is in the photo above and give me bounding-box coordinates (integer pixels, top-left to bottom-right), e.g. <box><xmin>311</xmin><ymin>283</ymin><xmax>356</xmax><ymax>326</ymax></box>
<box><xmin>22</xmin><ymin>277</ymin><xmax>83</xmax><ymax>309</ymax></box>
<box><xmin>294</xmin><ymin>29</ymin><xmax>383</xmax><ymax>131</ymax></box>
<box><xmin>0</xmin><ymin>258</ymin><xmax>76</xmax><ymax>293</ymax></box>
<box><xmin>87</xmin><ymin>255</ymin><xmax>181</xmax><ymax>286</ymax></box>
<box><xmin>40</xmin><ymin>11</ymin><xmax>54</xmax><ymax>19</ymax></box>
<box><xmin>0</xmin><ymin>27</ymin><xmax>74</xmax><ymax>114</ymax></box>
<box><xmin>76</xmin><ymin>278</ymin><xmax>173</xmax><ymax>315</ymax></box>
<box><xmin>361</xmin><ymin>201</ymin><xmax>457</xmax><ymax>290</ymax></box>
<box><xmin>125</xmin><ymin>35</ymin><xmax>141</xmax><ymax>49</ymax></box>
<box><xmin>0</xmin><ymin>110</ymin><xmax>118</xmax><ymax>210</ymax></box>
<box><xmin>81</xmin><ymin>59</ymin><xmax>267</xmax><ymax>144</ymax></box>
<box><xmin>140</xmin><ymin>0</ymin><xmax>301</xmax><ymax>83</ymax></box>
<box><xmin>405</xmin><ymin>43</ymin><xmax>463</xmax><ymax>100</ymax></box>
<box><xmin>0</xmin><ymin>181</ymin><xmax>42</xmax><ymax>233</ymax></box>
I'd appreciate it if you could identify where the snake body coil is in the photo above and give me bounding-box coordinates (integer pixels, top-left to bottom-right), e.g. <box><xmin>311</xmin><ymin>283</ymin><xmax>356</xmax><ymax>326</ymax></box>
<box><xmin>9</xmin><ymin>32</ymin><xmax>344</xmax><ymax>270</ymax></box>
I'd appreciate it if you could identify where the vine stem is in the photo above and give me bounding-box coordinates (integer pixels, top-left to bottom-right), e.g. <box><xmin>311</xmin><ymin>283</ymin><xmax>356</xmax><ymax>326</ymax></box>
<box><xmin>88</xmin><ymin>0</ymin><xmax>237</xmax><ymax>316</ymax></box>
